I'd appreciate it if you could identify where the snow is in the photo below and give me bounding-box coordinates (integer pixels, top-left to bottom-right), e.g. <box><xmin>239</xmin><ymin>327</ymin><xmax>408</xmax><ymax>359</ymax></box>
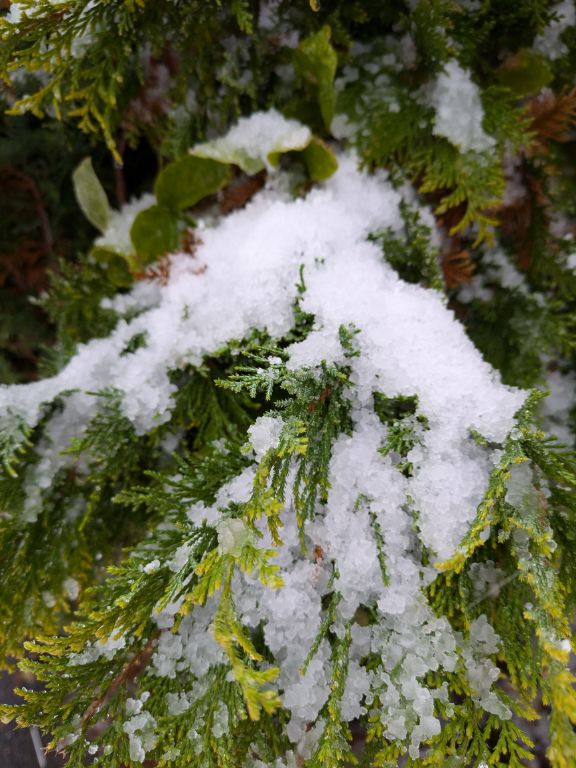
<box><xmin>468</xmin><ymin>560</ymin><xmax>507</xmax><ymax>603</ymax></box>
<box><xmin>0</xmin><ymin>111</ymin><xmax>530</xmax><ymax>759</ymax></box>
<box><xmin>457</xmin><ymin>249</ymin><xmax>528</xmax><ymax>304</ymax></box>
<box><xmin>95</xmin><ymin>193</ymin><xmax>155</xmax><ymax>257</ymax></box>
<box><xmin>429</xmin><ymin>61</ymin><xmax>495</xmax><ymax>153</ymax></box>
<box><xmin>69</xmin><ymin>632</ymin><xmax>127</xmax><ymax>665</ymax></box>
<box><xmin>505</xmin><ymin>462</ymin><xmax>549</xmax><ymax>521</ymax></box>
<box><xmin>123</xmin><ymin>710</ymin><xmax>157</xmax><ymax>763</ymax></box>
<box><xmin>0</xmin><ymin>143</ymin><xmax>521</xmax><ymax>453</ymax></box>
<box><xmin>5</xmin><ymin>3</ymin><xmax>22</xmax><ymax>24</ymax></box>
<box><xmin>248</xmin><ymin>415</ymin><xmax>284</xmax><ymax>458</ymax></box>
<box><xmin>191</xmin><ymin>109</ymin><xmax>311</xmax><ymax>174</ymax></box>
<box><xmin>216</xmin><ymin>518</ymin><xmax>253</xmax><ymax>556</ymax></box>
<box><xmin>533</xmin><ymin>0</ymin><xmax>575</xmax><ymax>60</ymax></box>
<box><xmin>63</xmin><ymin>577</ymin><xmax>80</xmax><ymax>601</ymax></box>
<box><xmin>540</xmin><ymin>368</ymin><xmax>576</xmax><ymax>446</ymax></box>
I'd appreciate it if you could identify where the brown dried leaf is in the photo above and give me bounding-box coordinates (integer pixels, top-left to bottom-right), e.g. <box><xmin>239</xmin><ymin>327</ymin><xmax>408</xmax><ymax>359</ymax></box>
<box><xmin>133</xmin><ymin>232</ymin><xmax>205</xmax><ymax>284</ymax></box>
<box><xmin>528</xmin><ymin>87</ymin><xmax>576</xmax><ymax>147</ymax></box>
<box><xmin>0</xmin><ymin>241</ymin><xmax>47</xmax><ymax>292</ymax></box>
<box><xmin>219</xmin><ymin>171</ymin><xmax>266</xmax><ymax>214</ymax></box>
<box><xmin>442</xmin><ymin>249</ymin><xmax>475</xmax><ymax>289</ymax></box>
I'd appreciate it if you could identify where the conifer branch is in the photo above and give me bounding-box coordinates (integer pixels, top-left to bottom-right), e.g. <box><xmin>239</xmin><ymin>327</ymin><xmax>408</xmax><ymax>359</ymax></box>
<box><xmin>80</xmin><ymin>632</ymin><xmax>159</xmax><ymax>728</ymax></box>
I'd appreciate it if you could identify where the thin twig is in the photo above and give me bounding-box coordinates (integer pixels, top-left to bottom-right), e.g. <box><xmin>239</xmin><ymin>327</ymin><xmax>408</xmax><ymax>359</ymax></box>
<box><xmin>113</xmin><ymin>133</ymin><xmax>127</xmax><ymax>207</ymax></box>
<box><xmin>1</xmin><ymin>167</ymin><xmax>54</xmax><ymax>255</ymax></box>
<box><xmin>81</xmin><ymin>632</ymin><xmax>159</xmax><ymax>727</ymax></box>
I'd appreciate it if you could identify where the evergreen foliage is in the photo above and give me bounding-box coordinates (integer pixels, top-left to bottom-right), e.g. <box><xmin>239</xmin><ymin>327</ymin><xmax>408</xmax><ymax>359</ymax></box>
<box><xmin>0</xmin><ymin>1</ymin><xmax>576</xmax><ymax>767</ymax></box>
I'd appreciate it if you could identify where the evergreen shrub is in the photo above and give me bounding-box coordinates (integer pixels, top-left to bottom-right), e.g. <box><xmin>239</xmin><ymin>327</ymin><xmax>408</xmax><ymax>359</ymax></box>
<box><xmin>1</xmin><ymin>2</ymin><xmax>576</xmax><ymax>766</ymax></box>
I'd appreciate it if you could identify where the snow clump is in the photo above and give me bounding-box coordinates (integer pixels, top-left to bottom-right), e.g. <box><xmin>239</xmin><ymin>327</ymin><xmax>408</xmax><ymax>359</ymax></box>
<box><xmin>429</xmin><ymin>60</ymin><xmax>495</xmax><ymax>153</ymax></box>
<box><xmin>0</xmin><ymin>112</ymin><xmax>528</xmax><ymax>759</ymax></box>
<box><xmin>533</xmin><ymin>0</ymin><xmax>575</xmax><ymax>60</ymax></box>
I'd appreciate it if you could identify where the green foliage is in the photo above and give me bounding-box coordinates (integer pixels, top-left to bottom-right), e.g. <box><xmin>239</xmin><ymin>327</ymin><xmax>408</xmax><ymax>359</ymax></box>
<box><xmin>401</xmin><ymin>0</ymin><xmax>454</xmax><ymax>73</ymax></box>
<box><xmin>374</xmin><ymin>393</ymin><xmax>429</xmax><ymax>477</ymax></box>
<box><xmin>191</xmin><ymin>120</ymin><xmax>338</xmax><ymax>180</ymax></box>
<box><xmin>433</xmin><ymin>393</ymin><xmax>576</xmax><ymax>765</ymax></box>
<box><xmin>0</xmin><ymin>101</ymin><xmax>100</xmax><ymax>381</ymax></box>
<box><xmin>0</xmin><ymin>349</ymin><xmax>356</xmax><ymax>758</ymax></box>
<box><xmin>219</xmin><ymin>350</ymin><xmax>353</xmax><ymax>544</ymax></box>
<box><xmin>370</xmin><ymin>202</ymin><xmax>444</xmax><ymax>291</ymax></box>
<box><xmin>0</xmin><ymin>412</ymin><xmax>32</xmax><ymax>477</ymax></box>
<box><xmin>39</xmin><ymin>258</ymin><xmax>120</xmax><ymax>356</ymax></box>
<box><xmin>308</xmin><ymin>623</ymin><xmax>357</xmax><ymax>768</ymax></box>
<box><xmin>335</xmin><ymin>37</ymin><xmax>536</xmax><ymax>244</ymax></box>
<box><xmin>463</xmin><ymin>287</ymin><xmax>558</xmax><ymax>388</ymax></box>
<box><xmin>124</xmin><ymin>156</ymin><xmax>231</xmax><ymax>264</ymax></box>
<box><xmin>0</xmin><ymin>0</ymin><xmax>263</xmax><ymax>157</ymax></box>
<box><xmin>2</xmin><ymin>1</ymin><xmax>576</xmax><ymax>767</ymax></box>
<box><xmin>421</xmin><ymin>706</ymin><xmax>535</xmax><ymax>768</ymax></box>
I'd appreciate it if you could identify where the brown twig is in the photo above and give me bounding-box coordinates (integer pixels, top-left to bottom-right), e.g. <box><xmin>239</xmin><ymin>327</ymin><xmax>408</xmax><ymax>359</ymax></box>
<box><xmin>308</xmin><ymin>386</ymin><xmax>333</xmax><ymax>413</ymax></box>
<box><xmin>80</xmin><ymin>632</ymin><xmax>159</xmax><ymax>728</ymax></box>
<box><xmin>0</xmin><ymin>167</ymin><xmax>54</xmax><ymax>256</ymax></box>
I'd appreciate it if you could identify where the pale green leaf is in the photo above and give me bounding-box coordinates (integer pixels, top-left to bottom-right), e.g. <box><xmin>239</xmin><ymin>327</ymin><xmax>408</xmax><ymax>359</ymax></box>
<box><xmin>72</xmin><ymin>157</ymin><xmax>111</xmax><ymax>233</ymax></box>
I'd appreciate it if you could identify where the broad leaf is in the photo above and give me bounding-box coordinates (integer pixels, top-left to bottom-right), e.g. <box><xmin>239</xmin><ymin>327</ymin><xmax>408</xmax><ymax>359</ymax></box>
<box><xmin>192</xmin><ymin>110</ymin><xmax>311</xmax><ymax>174</ymax></box>
<box><xmin>496</xmin><ymin>49</ymin><xmax>553</xmax><ymax>97</ymax></box>
<box><xmin>303</xmin><ymin>138</ymin><xmax>338</xmax><ymax>181</ymax></box>
<box><xmin>130</xmin><ymin>205</ymin><xmax>180</xmax><ymax>265</ymax></box>
<box><xmin>155</xmin><ymin>156</ymin><xmax>231</xmax><ymax>212</ymax></box>
<box><xmin>72</xmin><ymin>157</ymin><xmax>111</xmax><ymax>233</ymax></box>
<box><xmin>294</xmin><ymin>26</ymin><xmax>338</xmax><ymax>130</ymax></box>
<box><xmin>91</xmin><ymin>247</ymin><xmax>134</xmax><ymax>288</ymax></box>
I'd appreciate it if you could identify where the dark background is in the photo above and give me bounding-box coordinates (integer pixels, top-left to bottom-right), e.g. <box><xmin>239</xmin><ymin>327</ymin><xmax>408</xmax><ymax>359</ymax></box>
<box><xmin>0</xmin><ymin>671</ymin><xmax>63</xmax><ymax>768</ymax></box>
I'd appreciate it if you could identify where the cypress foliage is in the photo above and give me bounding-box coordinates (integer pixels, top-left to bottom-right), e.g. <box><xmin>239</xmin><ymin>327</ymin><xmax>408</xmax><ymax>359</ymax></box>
<box><xmin>0</xmin><ymin>2</ymin><xmax>576</xmax><ymax>767</ymax></box>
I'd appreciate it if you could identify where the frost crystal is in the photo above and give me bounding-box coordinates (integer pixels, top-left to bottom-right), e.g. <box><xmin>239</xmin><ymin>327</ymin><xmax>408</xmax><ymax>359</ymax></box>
<box><xmin>70</xmin><ymin>632</ymin><xmax>126</xmax><ymax>665</ymax></box>
<box><xmin>63</xmin><ymin>577</ymin><xmax>80</xmax><ymax>601</ymax></box>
